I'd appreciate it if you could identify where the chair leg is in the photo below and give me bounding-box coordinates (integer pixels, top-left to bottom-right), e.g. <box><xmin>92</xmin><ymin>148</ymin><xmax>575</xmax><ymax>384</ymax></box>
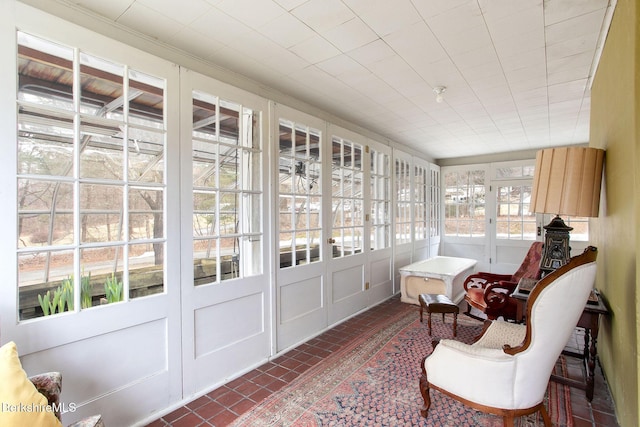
<box><xmin>539</xmin><ymin>403</ymin><xmax>552</xmax><ymax>427</ymax></box>
<box><xmin>503</xmin><ymin>416</ymin><xmax>515</xmax><ymax>427</ymax></box>
<box><xmin>419</xmin><ymin>356</ymin><xmax>431</xmax><ymax>418</ymax></box>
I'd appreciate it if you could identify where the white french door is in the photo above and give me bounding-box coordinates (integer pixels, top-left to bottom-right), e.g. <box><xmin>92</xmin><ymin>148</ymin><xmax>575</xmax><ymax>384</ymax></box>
<box><xmin>1</xmin><ymin>8</ymin><xmax>182</xmax><ymax>426</ymax></box>
<box><xmin>179</xmin><ymin>69</ymin><xmax>270</xmax><ymax>395</ymax></box>
<box><xmin>273</xmin><ymin>104</ymin><xmax>327</xmax><ymax>352</ymax></box>
<box><xmin>326</xmin><ymin>125</ymin><xmax>368</xmax><ymax>324</ymax></box>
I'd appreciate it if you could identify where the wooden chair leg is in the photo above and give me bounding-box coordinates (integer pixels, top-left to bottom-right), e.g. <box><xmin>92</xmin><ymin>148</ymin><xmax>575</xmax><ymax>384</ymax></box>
<box><xmin>539</xmin><ymin>403</ymin><xmax>552</xmax><ymax>427</ymax></box>
<box><xmin>419</xmin><ymin>356</ymin><xmax>431</xmax><ymax>418</ymax></box>
<box><xmin>503</xmin><ymin>416</ymin><xmax>515</xmax><ymax>427</ymax></box>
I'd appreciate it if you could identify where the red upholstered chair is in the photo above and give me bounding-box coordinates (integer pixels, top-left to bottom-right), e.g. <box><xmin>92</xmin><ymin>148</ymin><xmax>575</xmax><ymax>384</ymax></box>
<box><xmin>463</xmin><ymin>242</ymin><xmax>543</xmax><ymax>321</ymax></box>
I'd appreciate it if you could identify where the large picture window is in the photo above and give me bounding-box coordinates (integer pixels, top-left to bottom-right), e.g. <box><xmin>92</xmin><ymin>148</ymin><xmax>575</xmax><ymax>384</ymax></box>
<box><xmin>17</xmin><ymin>32</ymin><xmax>166</xmax><ymax>320</ymax></box>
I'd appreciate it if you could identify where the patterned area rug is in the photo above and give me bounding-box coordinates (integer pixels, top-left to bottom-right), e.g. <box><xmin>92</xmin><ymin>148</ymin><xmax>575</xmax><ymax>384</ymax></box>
<box><xmin>232</xmin><ymin>304</ymin><xmax>572</xmax><ymax>426</ymax></box>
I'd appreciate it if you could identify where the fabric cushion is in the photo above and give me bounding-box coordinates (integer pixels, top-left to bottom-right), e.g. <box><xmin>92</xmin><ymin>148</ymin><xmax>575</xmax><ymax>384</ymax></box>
<box><xmin>0</xmin><ymin>341</ymin><xmax>62</xmax><ymax>427</ymax></box>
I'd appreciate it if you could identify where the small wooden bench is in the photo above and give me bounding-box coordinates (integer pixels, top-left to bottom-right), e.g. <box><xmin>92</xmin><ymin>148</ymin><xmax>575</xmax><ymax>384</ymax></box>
<box><xmin>419</xmin><ymin>293</ymin><xmax>459</xmax><ymax>337</ymax></box>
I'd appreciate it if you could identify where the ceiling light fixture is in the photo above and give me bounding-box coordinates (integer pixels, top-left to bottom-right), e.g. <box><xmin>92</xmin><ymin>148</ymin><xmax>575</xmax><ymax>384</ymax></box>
<box><xmin>433</xmin><ymin>86</ymin><xmax>446</xmax><ymax>103</ymax></box>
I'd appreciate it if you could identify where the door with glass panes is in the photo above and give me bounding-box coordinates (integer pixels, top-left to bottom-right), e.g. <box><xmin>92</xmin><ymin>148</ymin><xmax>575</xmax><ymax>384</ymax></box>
<box><xmin>326</xmin><ymin>125</ymin><xmax>369</xmax><ymax>324</ymax></box>
<box><xmin>180</xmin><ymin>69</ymin><xmax>269</xmax><ymax>395</ymax></box>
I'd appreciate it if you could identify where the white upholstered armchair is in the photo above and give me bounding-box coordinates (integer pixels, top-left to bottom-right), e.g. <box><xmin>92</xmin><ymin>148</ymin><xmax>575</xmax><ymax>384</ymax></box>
<box><xmin>419</xmin><ymin>246</ymin><xmax>598</xmax><ymax>426</ymax></box>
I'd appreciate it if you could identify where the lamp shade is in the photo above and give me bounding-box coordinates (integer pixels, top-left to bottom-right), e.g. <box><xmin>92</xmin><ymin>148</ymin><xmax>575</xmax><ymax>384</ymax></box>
<box><xmin>530</xmin><ymin>147</ymin><xmax>605</xmax><ymax>217</ymax></box>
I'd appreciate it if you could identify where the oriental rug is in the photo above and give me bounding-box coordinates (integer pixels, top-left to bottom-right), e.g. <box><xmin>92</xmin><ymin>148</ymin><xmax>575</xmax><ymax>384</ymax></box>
<box><xmin>232</xmin><ymin>304</ymin><xmax>573</xmax><ymax>427</ymax></box>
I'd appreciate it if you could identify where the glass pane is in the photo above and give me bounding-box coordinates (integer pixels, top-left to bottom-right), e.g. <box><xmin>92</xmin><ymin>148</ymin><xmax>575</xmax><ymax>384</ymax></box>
<box><xmin>80</xmin><ymin>117</ymin><xmax>124</xmax><ymax>180</ymax></box>
<box><xmin>18</xmin><ymin>107</ymin><xmax>74</xmax><ymax>176</ymax></box>
<box><xmin>80</xmin><ymin>53</ymin><xmax>124</xmax><ymax>119</ymax></box>
<box><xmin>128</xmin><ymin>127</ymin><xmax>165</xmax><ymax>183</ymax></box>
<box><xmin>193</xmin><ymin>191</ymin><xmax>216</xmax><ymax>237</ymax></box>
<box><xmin>18</xmin><ymin>249</ymin><xmax>74</xmax><ymax>320</ymax></box>
<box><xmin>243</xmin><ymin>192</ymin><xmax>261</xmax><ymax>235</ymax></box>
<box><xmin>18</xmin><ymin>179</ymin><xmax>74</xmax><ymax>248</ymax></box>
<box><xmin>220</xmin><ymin>237</ymin><xmax>239</xmax><ymax>281</ymax></box>
<box><xmin>80</xmin><ymin>246</ymin><xmax>124</xmax><ymax>307</ymax></box>
<box><xmin>128</xmin><ymin>69</ymin><xmax>165</xmax><ymax>129</ymax></box>
<box><xmin>194</xmin><ymin>238</ymin><xmax>217</xmax><ymax>286</ymax></box>
<box><xmin>193</xmin><ymin>148</ymin><xmax>217</xmax><ymax>188</ymax></box>
<box><xmin>129</xmin><ymin>187</ymin><xmax>163</xmax><ymax>240</ymax></box>
<box><xmin>219</xmin><ymin>100</ymin><xmax>240</xmax><ymax>144</ymax></box>
<box><xmin>279</xmin><ymin>232</ymin><xmax>294</xmax><ymax>268</ymax></box>
<box><xmin>18</xmin><ymin>32</ymin><xmax>74</xmax><ymax>110</ymax></box>
<box><xmin>129</xmin><ymin>242</ymin><xmax>164</xmax><ymax>298</ymax></box>
<box><xmin>193</xmin><ymin>91</ymin><xmax>218</xmax><ymax>140</ymax></box>
<box><xmin>219</xmin><ymin>192</ymin><xmax>238</xmax><ymax>236</ymax></box>
<box><xmin>80</xmin><ymin>183</ymin><xmax>123</xmax><ymax>243</ymax></box>
<box><xmin>219</xmin><ymin>148</ymin><xmax>239</xmax><ymax>190</ymax></box>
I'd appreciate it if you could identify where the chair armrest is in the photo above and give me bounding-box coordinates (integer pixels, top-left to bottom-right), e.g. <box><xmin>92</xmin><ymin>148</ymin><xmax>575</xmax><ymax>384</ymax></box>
<box><xmin>473</xmin><ymin>320</ymin><xmax>526</xmax><ymax>350</ymax></box>
<box><xmin>482</xmin><ymin>281</ymin><xmax>517</xmax><ymax>310</ymax></box>
<box><xmin>463</xmin><ymin>273</ymin><xmax>512</xmax><ymax>291</ymax></box>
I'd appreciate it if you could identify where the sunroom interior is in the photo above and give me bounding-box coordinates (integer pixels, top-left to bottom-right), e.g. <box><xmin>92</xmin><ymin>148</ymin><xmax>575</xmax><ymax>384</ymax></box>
<box><xmin>1</xmin><ymin>1</ymin><xmax>638</xmax><ymax>426</ymax></box>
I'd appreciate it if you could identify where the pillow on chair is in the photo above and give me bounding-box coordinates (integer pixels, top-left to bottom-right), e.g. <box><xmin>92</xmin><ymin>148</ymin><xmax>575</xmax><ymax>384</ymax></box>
<box><xmin>0</xmin><ymin>341</ymin><xmax>62</xmax><ymax>427</ymax></box>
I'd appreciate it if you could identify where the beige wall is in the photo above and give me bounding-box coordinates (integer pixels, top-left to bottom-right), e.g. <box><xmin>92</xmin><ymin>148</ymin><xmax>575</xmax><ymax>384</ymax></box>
<box><xmin>589</xmin><ymin>0</ymin><xmax>639</xmax><ymax>425</ymax></box>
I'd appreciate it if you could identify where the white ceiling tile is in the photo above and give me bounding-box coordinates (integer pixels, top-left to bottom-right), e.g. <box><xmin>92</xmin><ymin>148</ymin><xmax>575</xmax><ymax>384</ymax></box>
<box><xmin>344</xmin><ymin>0</ymin><xmax>422</xmax><ymax>37</ymax></box>
<box><xmin>168</xmin><ymin>27</ymin><xmax>225</xmax><ymax>60</ymax></box>
<box><xmin>257</xmin><ymin>12</ymin><xmax>316</xmax><ymax>48</ymax></box>
<box><xmin>383</xmin><ymin>22</ymin><xmax>448</xmax><ymax>65</ymax></box>
<box><xmin>273</xmin><ymin>0</ymin><xmax>308</xmax><ymax>12</ymax></box>
<box><xmin>117</xmin><ymin>2</ymin><xmax>183</xmax><ymax>41</ymax></box>
<box><xmin>546</xmin><ymin>33</ymin><xmax>600</xmax><ymax>61</ymax></box>
<box><xmin>259</xmin><ymin>47</ymin><xmax>310</xmax><ymax>75</ymax></box>
<box><xmin>348</xmin><ymin>39</ymin><xmax>396</xmax><ymax>66</ymax></box>
<box><xmin>189</xmin><ymin>7</ymin><xmax>253</xmax><ymax>45</ymax></box>
<box><xmin>451</xmin><ymin>45</ymin><xmax>498</xmax><ymax>71</ymax></box>
<box><xmin>215</xmin><ymin>0</ymin><xmax>286</xmax><ymax>30</ymax></box>
<box><xmin>289</xmin><ymin>35</ymin><xmax>342</xmax><ymax>64</ymax></box>
<box><xmin>226</xmin><ymin>30</ymin><xmax>286</xmax><ymax>61</ymax></box>
<box><xmin>72</xmin><ymin>0</ymin><xmax>134</xmax><ymax>21</ymax></box>
<box><xmin>291</xmin><ymin>0</ymin><xmax>354</xmax><ymax>33</ymax></box>
<box><xmin>316</xmin><ymin>55</ymin><xmax>367</xmax><ymax>78</ymax></box>
<box><xmin>485</xmin><ymin>3</ymin><xmax>542</xmax><ymax>42</ymax></box>
<box><xmin>322</xmin><ymin>18</ymin><xmax>379</xmax><ymax>52</ymax></box>
<box><xmin>138</xmin><ymin>0</ymin><xmax>211</xmax><ymax>25</ymax></box>
<box><xmin>545</xmin><ymin>9</ymin><xmax>608</xmax><ymax>46</ymax></box>
<box><xmin>435</xmin><ymin>24</ymin><xmax>492</xmax><ymax>56</ymax></box>
<box><xmin>412</xmin><ymin>0</ymin><xmax>473</xmax><ymax>19</ymax></box>
<box><xmin>544</xmin><ymin>0</ymin><xmax>609</xmax><ymax>26</ymax></box>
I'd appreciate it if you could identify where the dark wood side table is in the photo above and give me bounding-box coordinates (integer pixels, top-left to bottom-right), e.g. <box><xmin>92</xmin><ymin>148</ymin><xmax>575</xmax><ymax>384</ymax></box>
<box><xmin>512</xmin><ymin>279</ymin><xmax>609</xmax><ymax>401</ymax></box>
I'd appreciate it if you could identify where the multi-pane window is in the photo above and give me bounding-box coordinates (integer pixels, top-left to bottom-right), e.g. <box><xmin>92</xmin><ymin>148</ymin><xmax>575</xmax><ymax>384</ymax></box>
<box><xmin>413</xmin><ymin>165</ymin><xmax>428</xmax><ymax>240</ymax></box>
<box><xmin>330</xmin><ymin>137</ymin><xmax>364</xmax><ymax>258</ymax></box>
<box><xmin>494</xmin><ymin>164</ymin><xmax>535</xmax><ymax>240</ymax></box>
<box><xmin>429</xmin><ymin>168</ymin><xmax>441</xmax><ymax>238</ymax></box>
<box><xmin>191</xmin><ymin>91</ymin><xmax>262</xmax><ymax>285</ymax></box>
<box><xmin>278</xmin><ymin>120</ymin><xmax>322</xmax><ymax>268</ymax></box>
<box><xmin>444</xmin><ymin>170</ymin><xmax>485</xmax><ymax>237</ymax></box>
<box><xmin>395</xmin><ymin>158</ymin><xmax>412</xmax><ymax>244</ymax></box>
<box><xmin>17</xmin><ymin>32</ymin><xmax>166</xmax><ymax>320</ymax></box>
<box><xmin>370</xmin><ymin>149</ymin><xmax>391</xmax><ymax>250</ymax></box>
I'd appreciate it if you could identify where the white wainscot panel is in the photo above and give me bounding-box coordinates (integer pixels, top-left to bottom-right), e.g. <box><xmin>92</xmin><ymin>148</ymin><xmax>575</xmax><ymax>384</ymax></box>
<box><xmin>280</xmin><ymin>276</ymin><xmax>323</xmax><ymax>323</ymax></box>
<box><xmin>370</xmin><ymin>257</ymin><xmax>391</xmax><ymax>286</ymax></box>
<box><xmin>332</xmin><ymin>265</ymin><xmax>363</xmax><ymax>303</ymax></box>
<box><xmin>194</xmin><ymin>292</ymin><xmax>264</xmax><ymax>358</ymax></box>
<box><xmin>20</xmin><ymin>319</ymin><xmax>167</xmax><ymax>406</ymax></box>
